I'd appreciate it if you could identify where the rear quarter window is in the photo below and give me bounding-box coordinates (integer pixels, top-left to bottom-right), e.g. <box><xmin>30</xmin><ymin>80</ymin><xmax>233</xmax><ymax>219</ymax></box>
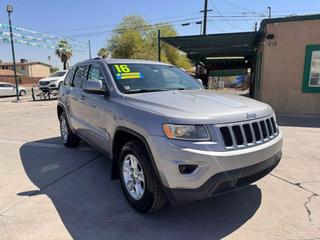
<box><xmin>64</xmin><ymin>68</ymin><xmax>76</xmax><ymax>86</ymax></box>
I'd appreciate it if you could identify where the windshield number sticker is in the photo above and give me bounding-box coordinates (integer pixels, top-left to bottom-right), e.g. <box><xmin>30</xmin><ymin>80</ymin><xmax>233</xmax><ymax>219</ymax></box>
<box><xmin>116</xmin><ymin>72</ymin><xmax>144</xmax><ymax>80</ymax></box>
<box><xmin>114</xmin><ymin>64</ymin><xmax>131</xmax><ymax>73</ymax></box>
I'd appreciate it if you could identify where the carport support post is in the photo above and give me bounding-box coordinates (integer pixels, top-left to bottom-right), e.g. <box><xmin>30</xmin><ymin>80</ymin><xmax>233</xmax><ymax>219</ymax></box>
<box><xmin>7</xmin><ymin>5</ymin><xmax>19</xmax><ymax>101</ymax></box>
<box><xmin>157</xmin><ymin>29</ymin><xmax>161</xmax><ymax>62</ymax></box>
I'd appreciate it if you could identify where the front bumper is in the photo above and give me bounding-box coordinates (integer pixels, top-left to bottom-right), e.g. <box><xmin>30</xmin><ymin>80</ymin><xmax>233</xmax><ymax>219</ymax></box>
<box><xmin>39</xmin><ymin>83</ymin><xmax>58</xmax><ymax>91</ymax></box>
<box><xmin>147</xmin><ymin>131</ymin><xmax>283</xmax><ymax>205</ymax></box>
<box><xmin>165</xmin><ymin>151</ymin><xmax>281</xmax><ymax>206</ymax></box>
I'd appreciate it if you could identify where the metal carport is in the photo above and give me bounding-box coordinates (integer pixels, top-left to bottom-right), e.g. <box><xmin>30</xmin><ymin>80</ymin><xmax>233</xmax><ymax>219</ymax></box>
<box><xmin>161</xmin><ymin>31</ymin><xmax>262</xmax><ymax>95</ymax></box>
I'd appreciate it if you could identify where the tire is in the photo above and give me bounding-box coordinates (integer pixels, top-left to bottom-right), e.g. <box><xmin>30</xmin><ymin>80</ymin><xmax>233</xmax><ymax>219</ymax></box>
<box><xmin>59</xmin><ymin>112</ymin><xmax>80</xmax><ymax>148</ymax></box>
<box><xmin>19</xmin><ymin>90</ymin><xmax>26</xmax><ymax>96</ymax></box>
<box><xmin>119</xmin><ymin>140</ymin><xmax>167</xmax><ymax>213</ymax></box>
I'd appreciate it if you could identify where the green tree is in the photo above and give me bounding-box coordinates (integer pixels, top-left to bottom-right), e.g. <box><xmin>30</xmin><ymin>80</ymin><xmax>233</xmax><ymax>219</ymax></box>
<box><xmin>50</xmin><ymin>66</ymin><xmax>59</xmax><ymax>73</ymax></box>
<box><xmin>97</xmin><ymin>47</ymin><xmax>109</xmax><ymax>59</ymax></box>
<box><xmin>108</xmin><ymin>15</ymin><xmax>192</xmax><ymax>69</ymax></box>
<box><xmin>55</xmin><ymin>40</ymin><xmax>72</xmax><ymax>70</ymax></box>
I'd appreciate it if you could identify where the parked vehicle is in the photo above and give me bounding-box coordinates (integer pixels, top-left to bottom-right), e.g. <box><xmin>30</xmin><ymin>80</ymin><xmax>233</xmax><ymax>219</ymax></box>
<box><xmin>57</xmin><ymin>59</ymin><xmax>283</xmax><ymax>213</ymax></box>
<box><xmin>0</xmin><ymin>82</ymin><xmax>26</xmax><ymax>97</ymax></box>
<box><xmin>38</xmin><ymin>70</ymin><xmax>67</xmax><ymax>92</ymax></box>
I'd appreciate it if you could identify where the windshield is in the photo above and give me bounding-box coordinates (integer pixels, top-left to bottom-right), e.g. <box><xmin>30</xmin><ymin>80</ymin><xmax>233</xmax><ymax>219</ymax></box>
<box><xmin>108</xmin><ymin>63</ymin><xmax>202</xmax><ymax>93</ymax></box>
<box><xmin>50</xmin><ymin>71</ymin><xmax>66</xmax><ymax>77</ymax></box>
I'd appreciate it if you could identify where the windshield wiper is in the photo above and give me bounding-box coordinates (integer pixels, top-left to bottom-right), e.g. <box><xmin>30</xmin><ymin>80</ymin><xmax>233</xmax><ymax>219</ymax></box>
<box><xmin>170</xmin><ymin>88</ymin><xmax>186</xmax><ymax>90</ymax></box>
<box><xmin>126</xmin><ymin>89</ymin><xmax>169</xmax><ymax>94</ymax></box>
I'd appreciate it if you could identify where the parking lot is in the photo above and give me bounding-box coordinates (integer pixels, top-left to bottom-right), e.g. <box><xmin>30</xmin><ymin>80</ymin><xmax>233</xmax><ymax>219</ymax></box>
<box><xmin>0</xmin><ymin>97</ymin><xmax>319</xmax><ymax>240</ymax></box>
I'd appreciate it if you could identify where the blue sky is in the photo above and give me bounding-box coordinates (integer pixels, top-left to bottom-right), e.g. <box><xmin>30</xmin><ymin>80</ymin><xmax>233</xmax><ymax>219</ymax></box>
<box><xmin>1</xmin><ymin>0</ymin><xmax>320</xmax><ymax>69</ymax></box>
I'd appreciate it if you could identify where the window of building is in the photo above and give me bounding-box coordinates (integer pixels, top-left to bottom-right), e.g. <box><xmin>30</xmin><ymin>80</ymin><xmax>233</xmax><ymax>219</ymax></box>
<box><xmin>302</xmin><ymin>45</ymin><xmax>320</xmax><ymax>93</ymax></box>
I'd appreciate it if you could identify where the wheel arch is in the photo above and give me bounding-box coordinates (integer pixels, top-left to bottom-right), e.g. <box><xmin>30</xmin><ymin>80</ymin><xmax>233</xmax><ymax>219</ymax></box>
<box><xmin>111</xmin><ymin>127</ymin><xmax>163</xmax><ymax>187</ymax></box>
<box><xmin>57</xmin><ymin>103</ymin><xmax>65</xmax><ymax>119</ymax></box>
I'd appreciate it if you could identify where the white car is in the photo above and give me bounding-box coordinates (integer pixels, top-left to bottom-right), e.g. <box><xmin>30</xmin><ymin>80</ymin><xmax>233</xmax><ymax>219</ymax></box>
<box><xmin>0</xmin><ymin>82</ymin><xmax>26</xmax><ymax>97</ymax></box>
<box><xmin>38</xmin><ymin>70</ymin><xmax>68</xmax><ymax>92</ymax></box>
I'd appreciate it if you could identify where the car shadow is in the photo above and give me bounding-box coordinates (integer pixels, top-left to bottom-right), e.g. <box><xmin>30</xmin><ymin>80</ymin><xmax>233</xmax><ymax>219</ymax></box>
<box><xmin>277</xmin><ymin>114</ymin><xmax>320</xmax><ymax>128</ymax></box>
<box><xmin>19</xmin><ymin>137</ymin><xmax>262</xmax><ymax>240</ymax></box>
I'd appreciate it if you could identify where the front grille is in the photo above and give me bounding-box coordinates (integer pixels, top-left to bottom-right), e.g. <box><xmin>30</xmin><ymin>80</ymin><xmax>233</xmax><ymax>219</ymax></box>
<box><xmin>219</xmin><ymin>116</ymin><xmax>278</xmax><ymax>150</ymax></box>
<box><xmin>39</xmin><ymin>81</ymin><xmax>49</xmax><ymax>85</ymax></box>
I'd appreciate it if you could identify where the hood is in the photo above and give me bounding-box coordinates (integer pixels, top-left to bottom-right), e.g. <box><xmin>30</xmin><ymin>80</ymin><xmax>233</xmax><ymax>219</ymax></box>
<box><xmin>39</xmin><ymin>76</ymin><xmax>62</xmax><ymax>82</ymax></box>
<box><xmin>125</xmin><ymin>89</ymin><xmax>273</xmax><ymax>124</ymax></box>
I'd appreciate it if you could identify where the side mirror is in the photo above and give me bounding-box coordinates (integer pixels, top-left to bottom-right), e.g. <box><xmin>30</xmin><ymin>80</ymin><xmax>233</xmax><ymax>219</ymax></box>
<box><xmin>83</xmin><ymin>80</ymin><xmax>108</xmax><ymax>95</ymax></box>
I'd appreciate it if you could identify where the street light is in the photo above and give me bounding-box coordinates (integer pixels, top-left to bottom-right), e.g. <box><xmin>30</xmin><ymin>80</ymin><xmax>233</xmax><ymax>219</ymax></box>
<box><xmin>7</xmin><ymin>5</ymin><xmax>20</xmax><ymax>101</ymax></box>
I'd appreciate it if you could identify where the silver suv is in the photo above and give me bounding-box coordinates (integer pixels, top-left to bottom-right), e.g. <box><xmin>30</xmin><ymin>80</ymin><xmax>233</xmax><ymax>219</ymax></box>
<box><xmin>57</xmin><ymin>58</ymin><xmax>283</xmax><ymax>213</ymax></box>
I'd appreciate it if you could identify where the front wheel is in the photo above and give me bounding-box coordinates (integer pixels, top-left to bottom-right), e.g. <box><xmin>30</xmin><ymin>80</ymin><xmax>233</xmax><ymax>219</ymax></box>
<box><xmin>59</xmin><ymin>112</ymin><xmax>80</xmax><ymax>148</ymax></box>
<box><xmin>119</xmin><ymin>140</ymin><xmax>167</xmax><ymax>213</ymax></box>
<box><xmin>19</xmin><ymin>90</ymin><xmax>26</xmax><ymax>96</ymax></box>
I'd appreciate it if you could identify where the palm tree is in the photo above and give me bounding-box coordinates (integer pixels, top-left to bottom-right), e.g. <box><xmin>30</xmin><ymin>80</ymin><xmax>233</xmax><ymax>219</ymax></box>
<box><xmin>97</xmin><ymin>47</ymin><xmax>109</xmax><ymax>59</ymax></box>
<box><xmin>55</xmin><ymin>40</ymin><xmax>72</xmax><ymax>70</ymax></box>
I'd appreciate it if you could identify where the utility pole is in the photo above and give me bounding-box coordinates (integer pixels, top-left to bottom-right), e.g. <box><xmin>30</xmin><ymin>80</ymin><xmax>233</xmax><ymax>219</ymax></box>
<box><xmin>267</xmin><ymin>6</ymin><xmax>271</xmax><ymax>19</ymax></box>
<box><xmin>203</xmin><ymin>0</ymin><xmax>208</xmax><ymax>35</ymax></box>
<box><xmin>200</xmin><ymin>0</ymin><xmax>212</xmax><ymax>35</ymax></box>
<box><xmin>157</xmin><ymin>29</ymin><xmax>161</xmax><ymax>62</ymax></box>
<box><xmin>88</xmin><ymin>40</ymin><xmax>92</xmax><ymax>59</ymax></box>
<box><xmin>7</xmin><ymin>5</ymin><xmax>19</xmax><ymax>101</ymax></box>
<box><xmin>254</xmin><ymin>21</ymin><xmax>258</xmax><ymax>31</ymax></box>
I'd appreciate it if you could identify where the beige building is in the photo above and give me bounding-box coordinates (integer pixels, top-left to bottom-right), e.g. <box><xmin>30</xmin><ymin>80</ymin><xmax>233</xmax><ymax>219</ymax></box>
<box><xmin>255</xmin><ymin>15</ymin><xmax>320</xmax><ymax>115</ymax></box>
<box><xmin>0</xmin><ymin>60</ymin><xmax>50</xmax><ymax>78</ymax></box>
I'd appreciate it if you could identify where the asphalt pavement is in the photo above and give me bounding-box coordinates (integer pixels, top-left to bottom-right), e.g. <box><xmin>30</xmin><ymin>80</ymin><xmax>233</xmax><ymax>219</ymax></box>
<box><xmin>0</xmin><ymin>98</ymin><xmax>319</xmax><ymax>240</ymax></box>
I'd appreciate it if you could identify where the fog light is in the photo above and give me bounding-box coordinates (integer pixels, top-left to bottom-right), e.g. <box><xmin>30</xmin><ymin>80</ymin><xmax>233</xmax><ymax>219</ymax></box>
<box><xmin>178</xmin><ymin>164</ymin><xmax>198</xmax><ymax>174</ymax></box>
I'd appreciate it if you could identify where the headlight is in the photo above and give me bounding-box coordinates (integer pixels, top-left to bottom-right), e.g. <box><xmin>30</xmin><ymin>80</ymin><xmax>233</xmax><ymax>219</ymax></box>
<box><xmin>162</xmin><ymin>124</ymin><xmax>210</xmax><ymax>141</ymax></box>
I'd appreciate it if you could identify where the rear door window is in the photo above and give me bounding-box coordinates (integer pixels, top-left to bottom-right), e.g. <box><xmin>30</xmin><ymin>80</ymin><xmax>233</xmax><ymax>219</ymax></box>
<box><xmin>72</xmin><ymin>65</ymin><xmax>89</xmax><ymax>89</ymax></box>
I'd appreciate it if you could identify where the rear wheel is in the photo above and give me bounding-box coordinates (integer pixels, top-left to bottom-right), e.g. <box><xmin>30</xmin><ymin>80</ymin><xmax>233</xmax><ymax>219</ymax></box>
<box><xmin>119</xmin><ymin>140</ymin><xmax>167</xmax><ymax>213</ymax></box>
<box><xmin>59</xmin><ymin>112</ymin><xmax>80</xmax><ymax>148</ymax></box>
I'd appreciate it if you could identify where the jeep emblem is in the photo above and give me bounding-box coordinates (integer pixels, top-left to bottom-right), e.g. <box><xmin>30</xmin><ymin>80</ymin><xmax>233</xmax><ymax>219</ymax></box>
<box><xmin>247</xmin><ymin>113</ymin><xmax>257</xmax><ymax>120</ymax></box>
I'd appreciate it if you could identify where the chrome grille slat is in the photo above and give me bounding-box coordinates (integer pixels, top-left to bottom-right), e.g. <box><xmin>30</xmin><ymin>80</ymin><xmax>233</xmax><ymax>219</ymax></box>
<box><xmin>228</xmin><ymin>126</ymin><xmax>237</xmax><ymax>148</ymax></box>
<box><xmin>249</xmin><ymin>123</ymin><xmax>256</xmax><ymax>143</ymax></box>
<box><xmin>218</xmin><ymin>116</ymin><xmax>278</xmax><ymax>150</ymax></box>
<box><xmin>239</xmin><ymin>125</ymin><xmax>248</xmax><ymax>145</ymax></box>
<box><xmin>258</xmin><ymin>121</ymin><xmax>265</xmax><ymax>141</ymax></box>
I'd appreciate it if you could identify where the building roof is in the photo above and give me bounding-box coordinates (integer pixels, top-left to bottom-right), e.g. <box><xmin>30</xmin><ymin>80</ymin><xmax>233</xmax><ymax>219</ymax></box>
<box><xmin>260</xmin><ymin>13</ymin><xmax>320</xmax><ymax>29</ymax></box>
<box><xmin>0</xmin><ymin>61</ymin><xmax>51</xmax><ymax>67</ymax></box>
<box><xmin>0</xmin><ymin>69</ymin><xmax>22</xmax><ymax>76</ymax></box>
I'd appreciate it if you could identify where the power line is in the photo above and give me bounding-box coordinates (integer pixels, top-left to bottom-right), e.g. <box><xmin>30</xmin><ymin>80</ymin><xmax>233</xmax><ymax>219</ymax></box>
<box><xmin>219</xmin><ymin>0</ymin><xmax>255</xmax><ymax>12</ymax></box>
<box><xmin>46</xmin><ymin>12</ymin><xmax>202</xmax><ymax>34</ymax></box>
<box><xmin>209</xmin><ymin>0</ymin><xmax>242</xmax><ymax>30</ymax></box>
<box><xmin>62</xmin><ymin>17</ymin><xmax>205</xmax><ymax>38</ymax></box>
<box><xmin>61</xmin><ymin>13</ymin><xmax>292</xmax><ymax>39</ymax></box>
